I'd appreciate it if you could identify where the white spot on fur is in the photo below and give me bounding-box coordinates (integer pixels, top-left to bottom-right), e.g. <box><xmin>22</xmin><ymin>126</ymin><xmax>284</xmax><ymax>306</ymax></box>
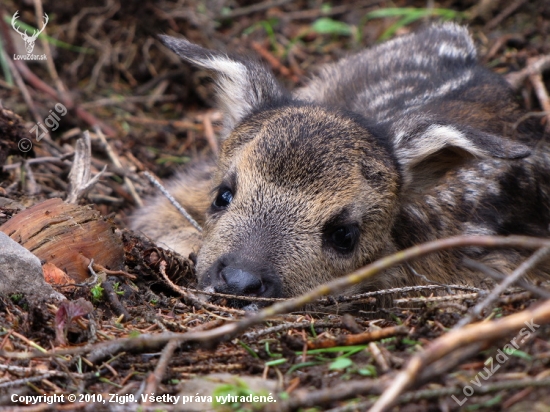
<box><xmin>394</xmin><ymin>129</ymin><xmax>407</xmax><ymax>146</ymax></box>
<box><xmin>437</xmin><ymin>42</ymin><xmax>468</xmax><ymax>60</ymax></box>
<box><xmin>404</xmin><ymin>204</ymin><xmax>427</xmax><ymax>222</ymax></box>
<box><xmin>438</xmin><ymin>189</ymin><xmax>456</xmax><ymax>207</ymax></box>
<box><xmin>463</xmin><ymin>222</ymin><xmax>495</xmax><ymax>236</ymax></box>
<box><xmin>368</xmin><ymin>86</ymin><xmax>416</xmax><ymax>110</ymax></box>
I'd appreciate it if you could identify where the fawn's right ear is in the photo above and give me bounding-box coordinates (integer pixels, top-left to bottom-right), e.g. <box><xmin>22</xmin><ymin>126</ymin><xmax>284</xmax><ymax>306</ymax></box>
<box><xmin>394</xmin><ymin>122</ymin><xmax>531</xmax><ymax>189</ymax></box>
<box><xmin>160</xmin><ymin>35</ymin><xmax>287</xmax><ymax>134</ymax></box>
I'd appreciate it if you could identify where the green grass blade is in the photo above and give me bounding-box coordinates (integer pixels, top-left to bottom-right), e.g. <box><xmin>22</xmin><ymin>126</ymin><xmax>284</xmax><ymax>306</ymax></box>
<box><xmin>0</xmin><ymin>36</ymin><xmax>13</xmax><ymax>86</ymax></box>
<box><xmin>297</xmin><ymin>345</ymin><xmax>368</xmax><ymax>355</ymax></box>
<box><xmin>312</xmin><ymin>17</ymin><xmax>353</xmax><ymax>36</ymax></box>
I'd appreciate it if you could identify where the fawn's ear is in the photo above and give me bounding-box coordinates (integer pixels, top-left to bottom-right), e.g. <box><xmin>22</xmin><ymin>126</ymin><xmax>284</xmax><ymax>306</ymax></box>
<box><xmin>394</xmin><ymin>123</ymin><xmax>531</xmax><ymax>189</ymax></box>
<box><xmin>160</xmin><ymin>35</ymin><xmax>287</xmax><ymax>134</ymax></box>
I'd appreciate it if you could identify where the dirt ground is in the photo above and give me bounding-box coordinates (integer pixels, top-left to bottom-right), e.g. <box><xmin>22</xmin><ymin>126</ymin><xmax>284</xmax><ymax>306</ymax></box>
<box><xmin>1</xmin><ymin>0</ymin><xmax>550</xmax><ymax>411</ymax></box>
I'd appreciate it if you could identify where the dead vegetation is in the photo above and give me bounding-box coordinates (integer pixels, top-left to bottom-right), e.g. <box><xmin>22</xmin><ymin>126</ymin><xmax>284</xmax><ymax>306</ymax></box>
<box><xmin>1</xmin><ymin>0</ymin><xmax>550</xmax><ymax>411</ymax></box>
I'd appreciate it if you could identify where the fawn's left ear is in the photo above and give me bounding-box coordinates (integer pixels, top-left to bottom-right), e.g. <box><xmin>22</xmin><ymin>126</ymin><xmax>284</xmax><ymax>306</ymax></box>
<box><xmin>160</xmin><ymin>35</ymin><xmax>287</xmax><ymax>134</ymax></box>
<box><xmin>394</xmin><ymin>123</ymin><xmax>531</xmax><ymax>188</ymax></box>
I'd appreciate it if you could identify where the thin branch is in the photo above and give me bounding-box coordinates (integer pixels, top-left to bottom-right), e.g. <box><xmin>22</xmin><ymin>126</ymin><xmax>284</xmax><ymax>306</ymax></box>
<box><xmin>200</xmin><ymin>111</ymin><xmax>219</xmax><ymax>154</ymax></box>
<box><xmin>369</xmin><ymin>342</ymin><xmax>390</xmax><ymax>373</ymax></box>
<box><xmin>142</xmin><ymin>339</ymin><xmax>179</xmax><ymax>405</ymax></box>
<box><xmin>462</xmin><ymin>258</ymin><xmax>550</xmax><ymax>299</ymax></box>
<box><xmin>0</xmin><ymin>370</ymin><xmax>83</xmax><ymax>389</ymax></box>
<box><xmin>484</xmin><ymin>0</ymin><xmax>529</xmax><ymax>31</ymax></box>
<box><xmin>306</xmin><ymin>325</ymin><xmax>408</xmax><ymax>349</ymax></box>
<box><xmin>248</xmin><ymin>236</ymin><xmax>550</xmax><ymax>324</ymax></box>
<box><xmin>94</xmin><ymin>126</ymin><xmax>143</xmax><ymax>207</ymax></box>
<box><xmin>80</xmin><ymin>94</ymin><xmax>177</xmax><ymax>109</ymax></box>
<box><xmin>143</xmin><ymin>171</ymin><xmax>202</xmax><ymax>232</ymax></box>
<box><xmin>278</xmin><ymin>378</ymin><xmax>384</xmax><ymax>411</ymax></box>
<box><xmin>157</xmin><ymin>259</ymin><xmax>244</xmax><ymax>315</ymax></box>
<box><xmin>512</xmin><ymin>111</ymin><xmax>549</xmax><ymax>130</ymax></box>
<box><xmin>2</xmin><ymin>154</ymin><xmax>73</xmax><ymax>171</ymax></box>
<box><xmin>394</xmin><ymin>292</ymin><xmax>479</xmax><ymax>305</ymax></box>
<box><xmin>243</xmin><ymin>320</ymin><xmax>339</xmax><ymax>340</ymax></box>
<box><xmin>455</xmin><ymin>246</ymin><xmax>550</xmax><ymax>329</ymax></box>
<box><xmin>506</xmin><ymin>54</ymin><xmax>550</xmax><ymax>90</ymax></box>
<box><xmin>65</xmin><ymin>131</ymin><xmax>106</xmax><ymax>203</ymax></box>
<box><xmin>529</xmin><ymin>72</ymin><xmax>550</xmax><ymax>133</ymax></box>
<box><xmin>184</xmin><ymin>284</ymin><xmax>483</xmax><ymax>304</ymax></box>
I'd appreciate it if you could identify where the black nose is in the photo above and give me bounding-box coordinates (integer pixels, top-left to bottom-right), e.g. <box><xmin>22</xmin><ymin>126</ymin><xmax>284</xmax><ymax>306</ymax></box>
<box><xmin>219</xmin><ymin>267</ymin><xmax>265</xmax><ymax>296</ymax></box>
<box><xmin>200</xmin><ymin>253</ymin><xmax>283</xmax><ymax>301</ymax></box>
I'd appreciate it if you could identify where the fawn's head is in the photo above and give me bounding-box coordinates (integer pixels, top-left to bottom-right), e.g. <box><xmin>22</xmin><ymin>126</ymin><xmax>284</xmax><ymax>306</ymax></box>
<box><xmin>161</xmin><ymin>36</ymin><xmax>399</xmax><ymax>305</ymax></box>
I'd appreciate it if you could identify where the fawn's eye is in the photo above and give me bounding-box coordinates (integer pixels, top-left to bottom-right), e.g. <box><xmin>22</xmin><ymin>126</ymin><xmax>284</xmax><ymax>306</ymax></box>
<box><xmin>325</xmin><ymin>225</ymin><xmax>359</xmax><ymax>254</ymax></box>
<box><xmin>213</xmin><ymin>188</ymin><xmax>233</xmax><ymax>209</ymax></box>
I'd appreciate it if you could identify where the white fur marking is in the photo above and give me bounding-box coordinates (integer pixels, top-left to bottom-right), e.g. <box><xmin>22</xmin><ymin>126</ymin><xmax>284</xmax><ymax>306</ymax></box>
<box><xmin>189</xmin><ymin>56</ymin><xmax>255</xmax><ymax>125</ymax></box>
<box><xmin>438</xmin><ymin>42</ymin><xmax>468</xmax><ymax>59</ymax></box>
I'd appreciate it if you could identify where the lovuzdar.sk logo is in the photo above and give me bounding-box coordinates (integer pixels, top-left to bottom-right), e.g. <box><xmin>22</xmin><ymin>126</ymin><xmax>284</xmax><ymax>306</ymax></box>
<box><xmin>11</xmin><ymin>10</ymin><xmax>48</xmax><ymax>61</ymax></box>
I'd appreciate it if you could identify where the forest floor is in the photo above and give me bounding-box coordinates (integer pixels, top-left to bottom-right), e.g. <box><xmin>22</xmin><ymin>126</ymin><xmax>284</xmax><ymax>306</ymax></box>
<box><xmin>1</xmin><ymin>0</ymin><xmax>550</xmax><ymax>411</ymax></box>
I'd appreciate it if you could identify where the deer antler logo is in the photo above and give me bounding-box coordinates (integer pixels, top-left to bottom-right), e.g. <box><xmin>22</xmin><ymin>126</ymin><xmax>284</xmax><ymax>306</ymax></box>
<box><xmin>12</xmin><ymin>11</ymin><xmax>49</xmax><ymax>54</ymax></box>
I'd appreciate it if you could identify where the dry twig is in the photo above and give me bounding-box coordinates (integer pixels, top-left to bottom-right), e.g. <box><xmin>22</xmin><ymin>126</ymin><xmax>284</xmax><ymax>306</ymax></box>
<box><xmin>394</xmin><ymin>293</ymin><xmax>479</xmax><ymax>305</ymax></box>
<box><xmin>186</xmin><ymin>284</ymin><xmax>483</xmax><ymax>305</ymax></box>
<box><xmin>306</xmin><ymin>325</ymin><xmax>408</xmax><ymax>349</ymax></box>
<box><xmin>463</xmin><ymin>258</ymin><xmax>550</xmax><ymax>299</ymax></box>
<box><xmin>143</xmin><ymin>171</ymin><xmax>202</xmax><ymax>232</ymax></box>
<box><xmin>455</xmin><ymin>246</ymin><xmax>550</xmax><ymax>329</ymax></box>
<box><xmin>506</xmin><ymin>54</ymin><xmax>550</xmax><ymax>90</ymax></box>
<box><xmin>157</xmin><ymin>260</ymin><xmax>244</xmax><ymax>315</ymax></box>
<box><xmin>66</xmin><ymin>131</ymin><xmax>106</xmax><ymax>203</ymax></box>
<box><xmin>484</xmin><ymin>0</ymin><xmax>529</xmax><ymax>30</ymax></box>
<box><xmin>243</xmin><ymin>320</ymin><xmax>339</xmax><ymax>339</ymax></box>
<box><xmin>369</xmin><ymin>342</ymin><xmax>390</xmax><ymax>373</ymax></box>
<box><xmin>274</xmin><ymin>378</ymin><xmax>385</xmax><ymax>412</ymax></box>
<box><xmin>142</xmin><ymin>339</ymin><xmax>179</xmax><ymax>405</ymax></box>
<box><xmin>528</xmin><ymin>72</ymin><xmax>550</xmax><ymax>133</ymax></box>
<box><xmin>200</xmin><ymin>111</ymin><xmax>219</xmax><ymax>154</ymax></box>
<box><xmin>94</xmin><ymin>126</ymin><xmax>143</xmax><ymax>207</ymax></box>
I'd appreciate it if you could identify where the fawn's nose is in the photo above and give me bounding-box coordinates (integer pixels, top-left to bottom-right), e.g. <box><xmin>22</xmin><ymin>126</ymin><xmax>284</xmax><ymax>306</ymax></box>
<box><xmin>219</xmin><ymin>266</ymin><xmax>265</xmax><ymax>296</ymax></box>
<box><xmin>199</xmin><ymin>253</ymin><xmax>283</xmax><ymax>304</ymax></box>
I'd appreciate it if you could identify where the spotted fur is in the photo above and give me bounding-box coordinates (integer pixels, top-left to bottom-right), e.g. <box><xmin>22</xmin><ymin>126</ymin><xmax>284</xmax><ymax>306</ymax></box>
<box><xmin>131</xmin><ymin>23</ymin><xmax>550</xmax><ymax>308</ymax></box>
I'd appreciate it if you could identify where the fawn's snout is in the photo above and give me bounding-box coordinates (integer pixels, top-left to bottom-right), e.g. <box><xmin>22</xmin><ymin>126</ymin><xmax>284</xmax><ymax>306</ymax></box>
<box><xmin>200</xmin><ymin>253</ymin><xmax>283</xmax><ymax>302</ymax></box>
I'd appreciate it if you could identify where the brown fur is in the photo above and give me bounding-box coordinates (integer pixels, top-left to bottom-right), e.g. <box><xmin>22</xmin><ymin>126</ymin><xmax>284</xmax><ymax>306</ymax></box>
<box><xmin>131</xmin><ymin>23</ymin><xmax>550</xmax><ymax>308</ymax></box>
